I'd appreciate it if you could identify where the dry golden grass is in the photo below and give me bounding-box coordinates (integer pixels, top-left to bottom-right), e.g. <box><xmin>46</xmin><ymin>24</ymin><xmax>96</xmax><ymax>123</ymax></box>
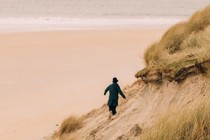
<box><xmin>140</xmin><ymin>6</ymin><xmax>210</xmax><ymax>135</ymax></box>
<box><xmin>140</xmin><ymin>97</ymin><xmax>210</xmax><ymax>140</ymax></box>
<box><xmin>144</xmin><ymin>5</ymin><xmax>210</xmax><ymax>71</ymax></box>
<box><xmin>53</xmin><ymin>115</ymin><xmax>83</xmax><ymax>139</ymax></box>
<box><xmin>187</xmin><ymin>5</ymin><xmax>210</xmax><ymax>33</ymax></box>
<box><xmin>51</xmin><ymin>105</ymin><xmax>107</xmax><ymax>140</ymax></box>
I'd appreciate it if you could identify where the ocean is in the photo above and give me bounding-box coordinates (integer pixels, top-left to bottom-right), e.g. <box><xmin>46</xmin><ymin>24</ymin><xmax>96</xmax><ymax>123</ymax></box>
<box><xmin>0</xmin><ymin>0</ymin><xmax>209</xmax><ymax>18</ymax></box>
<box><xmin>0</xmin><ymin>0</ymin><xmax>209</xmax><ymax>26</ymax></box>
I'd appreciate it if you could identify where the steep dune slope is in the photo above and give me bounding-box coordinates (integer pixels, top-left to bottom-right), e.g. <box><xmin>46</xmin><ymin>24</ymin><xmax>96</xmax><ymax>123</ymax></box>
<box><xmin>54</xmin><ymin>75</ymin><xmax>210</xmax><ymax>140</ymax></box>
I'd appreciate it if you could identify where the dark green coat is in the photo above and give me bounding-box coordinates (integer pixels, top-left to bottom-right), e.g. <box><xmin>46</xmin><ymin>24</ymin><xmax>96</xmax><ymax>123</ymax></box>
<box><xmin>104</xmin><ymin>83</ymin><xmax>126</xmax><ymax>106</ymax></box>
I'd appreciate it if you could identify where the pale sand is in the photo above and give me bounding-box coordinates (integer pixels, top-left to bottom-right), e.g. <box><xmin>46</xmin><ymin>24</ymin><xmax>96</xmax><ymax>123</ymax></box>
<box><xmin>0</xmin><ymin>27</ymin><xmax>167</xmax><ymax>140</ymax></box>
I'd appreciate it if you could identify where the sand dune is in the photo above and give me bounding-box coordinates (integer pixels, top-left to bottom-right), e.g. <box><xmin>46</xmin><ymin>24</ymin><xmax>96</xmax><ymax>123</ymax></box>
<box><xmin>57</xmin><ymin>75</ymin><xmax>210</xmax><ymax>139</ymax></box>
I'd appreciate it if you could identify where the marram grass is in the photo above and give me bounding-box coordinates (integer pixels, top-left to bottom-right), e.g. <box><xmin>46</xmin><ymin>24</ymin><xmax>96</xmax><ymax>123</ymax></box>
<box><xmin>53</xmin><ymin>115</ymin><xmax>83</xmax><ymax>137</ymax></box>
<box><xmin>144</xmin><ymin>5</ymin><xmax>210</xmax><ymax>70</ymax></box>
<box><xmin>140</xmin><ymin>99</ymin><xmax>210</xmax><ymax>140</ymax></box>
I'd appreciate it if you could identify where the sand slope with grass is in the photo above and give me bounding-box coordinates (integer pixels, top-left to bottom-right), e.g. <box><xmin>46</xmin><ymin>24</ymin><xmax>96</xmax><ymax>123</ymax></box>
<box><xmin>52</xmin><ymin>75</ymin><xmax>210</xmax><ymax>140</ymax></box>
<box><xmin>136</xmin><ymin>5</ymin><xmax>210</xmax><ymax>82</ymax></box>
<box><xmin>52</xmin><ymin>5</ymin><xmax>210</xmax><ymax>140</ymax></box>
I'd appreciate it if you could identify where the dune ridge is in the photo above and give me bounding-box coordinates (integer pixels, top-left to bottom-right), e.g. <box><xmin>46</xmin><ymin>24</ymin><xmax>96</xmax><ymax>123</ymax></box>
<box><xmin>136</xmin><ymin>5</ymin><xmax>210</xmax><ymax>83</ymax></box>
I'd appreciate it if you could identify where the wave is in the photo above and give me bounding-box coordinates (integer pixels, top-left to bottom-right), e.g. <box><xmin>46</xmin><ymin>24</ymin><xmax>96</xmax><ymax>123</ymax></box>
<box><xmin>0</xmin><ymin>17</ymin><xmax>185</xmax><ymax>32</ymax></box>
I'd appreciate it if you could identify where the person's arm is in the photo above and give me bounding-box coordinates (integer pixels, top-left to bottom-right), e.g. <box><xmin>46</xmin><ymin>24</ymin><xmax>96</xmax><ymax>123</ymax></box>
<box><xmin>104</xmin><ymin>86</ymin><xmax>109</xmax><ymax>95</ymax></box>
<box><xmin>117</xmin><ymin>84</ymin><xmax>126</xmax><ymax>99</ymax></box>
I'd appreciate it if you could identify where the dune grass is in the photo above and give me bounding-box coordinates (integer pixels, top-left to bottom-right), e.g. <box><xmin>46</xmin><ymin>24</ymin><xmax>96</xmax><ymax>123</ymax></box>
<box><xmin>143</xmin><ymin>5</ymin><xmax>210</xmax><ymax>71</ymax></box>
<box><xmin>140</xmin><ymin>98</ymin><xmax>210</xmax><ymax>140</ymax></box>
<box><xmin>52</xmin><ymin>105</ymin><xmax>106</xmax><ymax>139</ymax></box>
<box><xmin>60</xmin><ymin>116</ymin><xmax>82</xmax><ymax>135</ymax></box>
<box><xmin>53</xmin><ymin>115</ymin><xmax>83</xmax><ymax>138</ymax></box>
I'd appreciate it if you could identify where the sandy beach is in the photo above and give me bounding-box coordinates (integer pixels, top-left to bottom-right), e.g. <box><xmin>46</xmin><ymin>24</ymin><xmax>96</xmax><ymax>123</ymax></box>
<box><xmin>0</xmin><ymin>26</ymin><xmax>167</xmax><ymax>140</ymax></box>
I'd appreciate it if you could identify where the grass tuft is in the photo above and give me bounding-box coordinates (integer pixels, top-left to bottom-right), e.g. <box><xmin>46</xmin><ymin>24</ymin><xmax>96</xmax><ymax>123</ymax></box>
<box><xmin>140</xmin><ymin>98</ymin><xmax>210</xmax><ymax>140</ymax></box>
<box><xmin>58</xmin><ymin>116</ymin><xmax>83</xmax><ymax>136</ymax></box>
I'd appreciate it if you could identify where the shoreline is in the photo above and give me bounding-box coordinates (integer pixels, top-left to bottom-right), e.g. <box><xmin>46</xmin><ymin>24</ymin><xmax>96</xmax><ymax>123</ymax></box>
<box><xmin>0</xmin><ymin>17</ymin><xmax>186</xmax><ymax>33</ymax></box>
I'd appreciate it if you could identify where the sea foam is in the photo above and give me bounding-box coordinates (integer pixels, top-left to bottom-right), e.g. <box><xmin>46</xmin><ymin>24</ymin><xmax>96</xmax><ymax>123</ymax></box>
<box><xmin>0</xmin><ymin>17</ymin><xmax>185</xmax><ymax>32</ymax></box>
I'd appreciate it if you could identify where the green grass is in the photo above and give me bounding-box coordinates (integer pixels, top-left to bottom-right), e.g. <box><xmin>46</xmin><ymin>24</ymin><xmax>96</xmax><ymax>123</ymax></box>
<box><xmin>140</xmin><ymin>98</ymin><xmax>210</xmax><ymax>140</ymax></box>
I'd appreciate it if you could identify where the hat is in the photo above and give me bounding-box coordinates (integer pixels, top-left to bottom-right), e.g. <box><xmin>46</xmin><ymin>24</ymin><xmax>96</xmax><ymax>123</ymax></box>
<box><xmin>112</xmin><ymin>77</ymin><xmax>118</xmax><ymax>83</ymax></box>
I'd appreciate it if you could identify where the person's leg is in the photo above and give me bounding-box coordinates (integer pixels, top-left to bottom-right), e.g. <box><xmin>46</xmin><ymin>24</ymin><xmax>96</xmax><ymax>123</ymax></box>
<box><xmin>109</xmin><ymin>106</ymin><xmax>117</xmax><ymax>115</ymax></box>
<box><xmin>108</xmin><ymin>105</ymin><xmax>113</xmax><ymax>119</ymax></box>
<box><xmin>109</xmin><ymin>106</ymin><xmax>114</xmax><ymax>115</ymax></box>
<box><xmin>112</xmin><ymin>106</ymin><xmax>117</xmax><ymax>115</ymax></box>
<box><xmin>109</xmin><ymin>105</ymin><xmax>112</xmax><ymax>111</ymax></box>
<box><xmin>109</xmin><ymin>105</ymin><xmax>117</xmax><ymax>116</ymax></box>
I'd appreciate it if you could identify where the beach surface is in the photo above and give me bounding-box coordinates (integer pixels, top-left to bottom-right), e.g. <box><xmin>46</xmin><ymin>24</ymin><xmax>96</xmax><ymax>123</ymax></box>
<box><xmin>0</xmin><ymin>26</ymin><xmax>167</xmax><ymax>140</ymax></box>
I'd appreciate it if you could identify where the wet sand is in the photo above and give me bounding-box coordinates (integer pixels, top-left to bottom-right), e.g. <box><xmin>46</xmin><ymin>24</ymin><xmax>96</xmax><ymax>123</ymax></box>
<box><xmin>0</xmin><ymin>27</ymin><xmax>167</xmax><ymax>140</ymax></box>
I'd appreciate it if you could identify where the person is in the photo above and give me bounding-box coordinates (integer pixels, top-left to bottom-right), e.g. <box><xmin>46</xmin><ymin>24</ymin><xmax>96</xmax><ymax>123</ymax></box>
<box><xmin>104</xmin><ymin>77</ymin><xmax>126</xmax><ymax>117</ymax></box>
